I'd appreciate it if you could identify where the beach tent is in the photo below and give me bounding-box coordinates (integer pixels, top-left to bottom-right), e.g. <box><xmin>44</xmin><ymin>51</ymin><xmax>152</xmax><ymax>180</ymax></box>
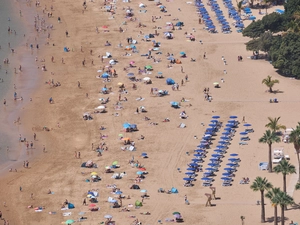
<box><xmin>135</xmin><ymin>200</ymin><xmax>143</xmax><ymax>206</ymax></box>
<box><xmin>170</xmin><ymin>101</ymin><xmax>180</xmax><ymax>108</ymax></box>
<box><xmin>166</xmin><ymin>78</ymin><xmax>175</xmax><ymax>85</ymax></box>
<box><xmin>68</xmin><ymin>203</ymin><xmax>75</xmax><ymax>209</ymax></box>
<box><xmin>171</xmin><ymin>187</ymin><xmax>178</xmax><ymax>193</ymax></box>
<box><xmin>63</xmin><ymin>47</ymin><xmax>69</xmax><ymax>52</ymax></box>
<box><xmin>101</xmin><ymin>73</ymin><xmax>109</xmax><ymax>78</ymax></box>
<box><xmin>175</xmin><ymin>21</ymin><xmax>184</xmax><ymax>27</ymax></box>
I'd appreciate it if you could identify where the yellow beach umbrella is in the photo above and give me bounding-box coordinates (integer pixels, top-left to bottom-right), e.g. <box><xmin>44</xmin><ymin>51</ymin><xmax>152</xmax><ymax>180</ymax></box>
<box><xmin>91</xmin><ymin>172</ymin><xmax>98</xmax><ymax>176</ymax></box>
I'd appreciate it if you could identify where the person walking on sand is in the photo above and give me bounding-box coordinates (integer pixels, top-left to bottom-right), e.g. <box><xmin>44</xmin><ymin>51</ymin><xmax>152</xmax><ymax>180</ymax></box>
<box><xmin>30</xmin><ymin>193</ymin><xmax>33</xmax><ymax>199</ymax></box>
<box><xmin>78</xmin><ymin>81</ymin><xmax>81</xmax><ymax>88</ymax></box>
<box><xmin>75</xmin><ymin>151</ymin><xmax>77</xmax><ymax>158</ymax></box>
<box><xmin>30</xmin><ymin>141</ymin><xmax>33</xmax><ymax>149</ymax></box>
<box><xmin>34</xmin><ymin>133</ymin><xmax>36</xmax><ymax>141</ymax></box>
<box><xmin>78</xmin><ymin>152</ymin><xmax>81</xmax><ymax>158</ymax></box>
<box><xmin>3</xmin><ymin>99</ymin><xmax>6</xmax><ymax>106</ymax></box>
<box><xmin>203</xmin><ymin>52</ymin><xmax>206</xmax><ymax>59</ymax></box>
<box><xmin>242</xmin><ymin>116</ymin><xmax>245</xmax><ymax>123</ymax></box>
<box><xmin>83</xmin><ymin>198</ymin><xmax>87</xmax><ymax>205</ymax></box>
<box><xmin>20</xmin><ymin>186</ymin><xmax>22</xmax><ymax>192</ymax></box>
<box><xmin>181</xmin><ymin>66</ymin><xmax>184</xmax><ymax>73</ymax></box>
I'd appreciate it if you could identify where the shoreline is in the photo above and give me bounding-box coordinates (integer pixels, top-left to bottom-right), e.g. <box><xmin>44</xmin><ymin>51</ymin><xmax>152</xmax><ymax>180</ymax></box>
<box><xmin>0</xmin><ymin>0</ymin><xmax>49</xmax><ymax>175</ymax></box>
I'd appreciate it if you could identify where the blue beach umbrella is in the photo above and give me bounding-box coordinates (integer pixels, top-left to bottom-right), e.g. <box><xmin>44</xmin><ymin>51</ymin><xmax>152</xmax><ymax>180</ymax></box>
<box><xmin>194</xmin><ymin>150</ymin><xmax>205</xmax><ymax>153</ymax></box>
<box><xmin>127</xmin><ymin>73</ymin><xmax>134</xmax><ymax>77</ymax></box>
<box><xmin>222</xmin><ymin>132</ymin><xmax>230</xmax><ymax>135</ymax></box>
<box><xmin>226</xmin><ymin>163</ymin><xmax>237</xmax><ymax>167</ymax></box>
<box><xmin>212</xmin><ymin>116</ymin><xmax>220</xmax><ymax>119</ymax></box>
<box><xmin>205</xmin><ymin>168</ymin><xmax>215</xmax><ymax>171</ymax></box>
<box><xmin>225</xmin><ymin>123</ymin><xmax>234</xmax><ymax>127</ymax></box>
<box><xmin>212</xmin><ymin>154</ymin><xmax>222</xmax><ymax>158</ymax></box>
<box><xmin>208</xmin><ymin>163</ymin><xmax>219</xmax><ymax>167</ymax></box>
<box><xmin>228</xmin><ymin>158</ymin><xmax>239</xmax><ymax>161</ymax></box>
<box><xmin>185</xmin><ymin>172</ymin><xmax>195</xmax><ymax>175</ymax></box>
<box><xmin>183</xmin><ymin>177</ymin><xmax>194</xmax><ymax>181</ymax></box>
<box><xmin>222</xmin><ymin>172</ymin><xmax>231</xmax><ymax>176</ymax></box>
<box><xmin>221</xmin><ymin>177</ymin><xmax>231</xmax><ymax>181</ymax></box>
<box><xmin>201</xmin><ymin>177</ymin><xmax>212</xmax><ymax>181</ymax></box>
<box><xmin>187</xmin><ymin>167</ymin><xmax>196</xmax><ymax>171</ymax></box>
<box><xmin>230</xmin><ymin>153</ymin><xmax>239</xmax><ymax>157</ymax></box>
<box><xmin>189</xmin><ymin>163</ymin><xmax>199</xmax><ymax>167</ymax></box>
<box><xmin>123</xmin><ymin>123</ymin><xmax>131</xmax><ymax>128</ymax></box>
<box><xmin>220</xmin><ymin>136</ymin><xmax>230</xmax><ymax>140</ymax></box>
<box><xmin>216</xmin><ymin>145</ymin><xmax>227</xmax><ymax>149</ymax></box>
<box><xmin>115</xmin><ymin>191</ymin><xmax>122</xmax><ymax>194</ymax></box>
<box><xmin>224</xmin><ymin>127</ymin><xmax>232</xmax><ymax>131</ymax></box>
<box><xmin>244</xmin><ymin>123</ymin><xmax>252</xmax><ymax>127</ymax></box>
<box><xmin>210</xmin><ymin>120</ymin><xmax>218</xmax><ymax>123</ymax></box>
<box><xmin>194</xmin><ymin>154</ymin><xmax>203</xmax><ymax>157</ymax></box>
<box><xmin>214</xmin><ymin>150</ymin><xmax>223</xmax><ymax>153</ymax></box>
<box><xmin>224</xmin><ymin>167</ymin><xmax>234</xmax><ymax>171</ymax></box>
<box><xmin>191</xmin><ymin>158</ymin><xmax>201</xmax><ymax>162</ymax></box>
<box><xmin>240</xmin><ymin>132</ymin><xmax>248</xmax><ymax>135</ymax></box>
<box><xmin>208</xmin><ymin>124</ymin><xmax>216</xmax><ymax>127</ymax></box>
<box><xmin>136</xmin><ymin>171</ymin><xmax>143</xmax><ymax>175</ymax></box>
<box><xmin>218</xmin><ymin>141</ymin><xmax>227</xmax><ymax>144</ymax></box>
<box><xmin>229</xmin><ymin>116</ymin><xmax>238</xmax><ymax>119</ymax></box>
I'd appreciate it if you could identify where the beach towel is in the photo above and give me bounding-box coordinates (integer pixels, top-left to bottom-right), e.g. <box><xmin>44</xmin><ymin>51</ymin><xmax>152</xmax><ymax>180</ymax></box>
<box><xmin>63</xmin><ymin>212</ymin><xmax>72</xmax><ymax>217</ymax></box>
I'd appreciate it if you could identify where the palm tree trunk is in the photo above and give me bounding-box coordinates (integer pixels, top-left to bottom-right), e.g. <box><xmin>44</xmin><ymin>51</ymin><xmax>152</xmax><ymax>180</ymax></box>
<box><xmin>297</xmin><ymin>152</ymin><xmax>300</xmax><ymax>182</ymax></box>
<box><xmin>269</xmin><ymin>87</ymin><xmax>272</xmax><ymax>92</ymax></box>
<box><xmin>274</xmin><ymin>205</ymin><xmax>278</xmax><ymax>225</ymax></box>
<box><xmin>280</xmin><ymin>205</ymin><xmax>284</xmax><ymax>225</ymax></box>
<box><xmin>268</xmin><ymin>144</ymin><xmax>272</xmax><ymax>172</ymax></box>
<box><xmin>261</xmin><ymin>190</ymin><xmax>265</xmax><ymax>223</ymax></box>
<box><xmin>283</xmin><ymin>175</ymin><xmax>286</xmax><ymax>193</ymax></box>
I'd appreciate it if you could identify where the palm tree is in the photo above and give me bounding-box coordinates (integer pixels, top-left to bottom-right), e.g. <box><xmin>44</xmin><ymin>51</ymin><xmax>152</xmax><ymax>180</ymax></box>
<box><xmin>236</xmin><ymin>0</ymin><xmax>244</xmax><ymax>14</ymax></box>
<box><xmin>259</xmin><ymin>130</ymin><xmax>281</xmax><ymax>173</ymax></box>
<box><xmin>265</xmin><ymin>117</ymin><xmax>286</xmax><ymax>133</ymax></box>
<box><xmin>265</xmin><ymin>187</ymin><xmax>281</xmax><ymax>225</ymax></box>
<box><xmin>274</xmin><ymin>159</ymin><xmax>296</xmax><ymax>194</ymax></box>
<box><xmin>295</xmin><ymin>183</ymin><xmax>300</xmax><ymax>190</ymax></box>
<box><xmin>289</xmin><ymin>122</ymin><xmax>300</xmax><ymax>182</ymax></box>
<box><xmin>262</xmin><ymin>75</ymin><xmax>279</xmax><ymax>93</ymax></box>
<box><xmin>250</xmin><ymin>177</ymin><xmax>273</xmax><ymax>223</ymax></box>
<box><xmin>276</xmin><ymin>190</ymin><xmax>294</xmax><ymax>225</ymax></box>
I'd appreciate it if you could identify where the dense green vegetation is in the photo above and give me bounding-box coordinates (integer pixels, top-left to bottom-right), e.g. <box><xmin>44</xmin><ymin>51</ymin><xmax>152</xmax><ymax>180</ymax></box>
<box><xmin>242</xmin><ymin>0</ymin><xmax>300</xmax><ymax>78</ymax></box>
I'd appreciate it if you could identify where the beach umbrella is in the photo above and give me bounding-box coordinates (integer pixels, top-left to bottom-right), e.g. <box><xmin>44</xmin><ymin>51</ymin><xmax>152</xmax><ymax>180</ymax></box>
<box><xmin>214</xmin><ymin>150</ymin><xmax>223</xmax><ymax>153</ymax></box>
<box><xmin>224</xmin><ymin>167</ymin><xmax>234</xmax><ymax>171</ymax></box>
<box><xmin>191</xmin><ymin>158</ymin><xmax>201</xmax><ymax>162</ymax></box>
<box><xmin>173</xmin><ymin>212</ymin><xmax>181</xmax><ymax>215</ymax></box>
<box><xmin>210</xmin><ymin>120</ymin><xmax>218</xmax><ymax>123</ymax></box>
<box><xmin>104</xmin><ymin>215</ymin><xmax>113</xmax><ymax>219</ymax></box>
<box><xmin>208</xmin><ymin>123</ymin><xmax>216</xmax><ymax>127</ymax></box>
<box><xmin>212</xmin><ymin>154</ymin><xmax>222</xmax><ymax>158</ymax></box>
<box><xmin>220</xmin><ymin>136</ymin><xmax>230</xmax><ymax>140</ymax></box>
<box><xmin>222</xmin><ymin>132</ymin><xmax>230</xmax><ymax>135</ymax></box>
<box><xmin>212</xmin><ymin>115</ymin><xmax>220</xmax><ymax>119</ymax></box>
<box><xmin>222</xmin><ymin>172</ymin><xmax>231</xmax><ymax>176</ymax></box>
<box><xmin>95</xmin><ymin>105</ymin><xmax>105</xmax><ymax>110</ymax></box>
<box><xmin>221</xmin><ymin>177</ymin><xmax>231</xmax><ymax>181</ymax></box>
<box><xmin>240</xmin><ymin>132</ymin><xmax>248</xmax><ymax>135</ymax></box>
<box><xmin>101</xmin><ymin>73</ymin><xmax>109</xmax><ymax>78</ymax></box>
<box><xmin>183</xmin><ymin>177</ymin><xmax>193</xmax><ymax>181</ymax></box>
<box><xmin>140</xmin><ymin>189</ymin><xmax>147</xmax><ymax>193</ymax></box>
<box><xmin>194</xmin><ymin>154</ymin><xmax>203</xmax><ymax>157</ymax></box>
<box><xmin>230</xmin><ymin>153</ymin><xmax>239</xmax><ymax>157</ymax></box>
<box><xmin>123</xmin><ymin>123</ymin><xmax>131</xmax><ymax>128</ymax></box>
<box><xmin>225</xmin><ymin>123</ymin><xmax>234</xmax><ymax>127</ymax></box>
<box><xmin>194</xmin><ymin>149</ymin><xmax>205</xmax><ymax>153</ymax></box>
<box><xmin>90</xmin><ymin>172</ymin><xmax>98</xmax><ymax>176</ymax></box>
<box><xmin>97</xmin><ymin>69</ymin><xmax>102</xmax><ymax>73</ymax></box>
<box><xmin>65</xmin><ymin>220</ymin><xmax>75</xmax><ymax>224</ymax></box>
<box><xmin>229</xmin><ymin>116</ymin><xmax>237</xmax><ymax>119</ymax></box>
<box><xmin>115</xmin><ymin>190</ymin><xmax>122</xmax><ymax>194</ymax></box>
<box><xmin>213</xmin><ymin>82</ymin><xmax>219</xmax><ymax>85</ymax></box>
<box><xmin>203</xmin><ymin>136</ymin><xmax>211</xmax><ymax>140</ymax></box>
<box><xmin>244</xmin><ymin>123</ymin><xmax>252</xmax><ymax>127</ymax></box>
<box><xmin>224</xmin><ymin>127</ymin><xmax>232</xmax><ymax>131</ymax></box>
<box><xmin>189</xmin><ymin>163</ymin><xmax>199</xmax><ymax>167</ymax></box>
<box><xmin>208</xmin><ymin>163</ymin><xmax>218</xmax><ymax>167</ymax></box>
<box><xmin>112</xmin><ymin>161</ymin><xmax>118</xmax><ymax>166</ymax></box>
<box><xmin>185</xmin><ymin>172</ymin><xmax>195</xmax><ymax>175</ymax></box>
<box><xmin>102</xmin><ymin>25</ymin><xmax>109</xmax><ymax>29</ymax></box>
<box><xmin>158</xmin><ymin>71</ymin><xmax>163</xmax><ymax>75</ymax></box>
<box><xmin>139</xmin><ymin>167</ymin><xmax>146</xmax><ymax>171</ymax></box>
<box><xmin>141</xmin><ymin>152</ymin><xmax>147</xmax><ymax>156</ymax></box>
<box><xmin>89</xmin><ymin>203</ymin><xmax>97</xmax><ymax>208</ymax></box>
<box><xmin>187</xmin><ymin>167</ymin><xmax>196</xmax><ymax>171</ymax></box>
<box><xmin>127</xmin><ymin>73</ymin><xmax>135</xmax><ymax>77</ymax></box>
<box><xmin>228</xmin><ymin>158</ymin><xmax>239</xmax><ymax>161</ymax></box>
<box><xmin>218</xmin><ymin>141</ymin><xmax>227</xmax><ymax>144</ymax></box>
<box><xmin>130</xmin><ymin>61</ymin><xmax>135</xmax><ymax>65</ymax></box>
<box><xmin>226</xmin><ymin>163</ymin><xmax>237</xmax><ymax>167</ymax></box>
<box><xmin>145</xmin><ymin>65</ymin><xmax>153</xmax><ymax>70</ymax></box>
<box><xmin>205</xmin><ymin>168</ymin><xmax>215</xmax><ymax>171</ymax></box>
<box><xmin>136</xmin><ymin>171</ymin><xmax>143</xmax><ymax>175</ymax></box>
<box><xmin>180</xmin><ymin>51</ymin><xmax>186</xmax><ymax>55</ymax></box>
<box><xmin>117</xmin><ymin>82</ymin><xmax>123</xmax><ymax>87</ymax></box>
<box><xmin>201</xmin><ymin>177</ymin><xmax>212</xmax><ymax>181</ymax></box>
<box><xmin>197</xmin><ymin>144</ymin><xmax>206</xmax><ymax>148</ymax></box>
<box><xmin>216</xmin><ymin>145</ymin><xmax>227</xmax><ymax>149</ymax></box>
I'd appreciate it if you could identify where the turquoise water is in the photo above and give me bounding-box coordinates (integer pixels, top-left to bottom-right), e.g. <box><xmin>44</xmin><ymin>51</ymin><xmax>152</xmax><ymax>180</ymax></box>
<box><xmin>0</xmin><ymin>0</ymin><xmax>28</xmax><ymax>166</ymax></box>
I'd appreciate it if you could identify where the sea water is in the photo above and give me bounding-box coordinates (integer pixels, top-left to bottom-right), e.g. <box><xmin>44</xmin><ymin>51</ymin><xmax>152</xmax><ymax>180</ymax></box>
<box><xmin>0</xmin><ymin>0</ymin><xmax>28</xmax><ymax>167</ymax></box>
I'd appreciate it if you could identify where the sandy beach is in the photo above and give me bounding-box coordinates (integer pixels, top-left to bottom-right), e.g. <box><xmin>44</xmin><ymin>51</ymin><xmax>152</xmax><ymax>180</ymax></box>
<box><xmin>0</xmin><ymin>0</ymin><xmax>300</xmax><ymax>224</ymax></box>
